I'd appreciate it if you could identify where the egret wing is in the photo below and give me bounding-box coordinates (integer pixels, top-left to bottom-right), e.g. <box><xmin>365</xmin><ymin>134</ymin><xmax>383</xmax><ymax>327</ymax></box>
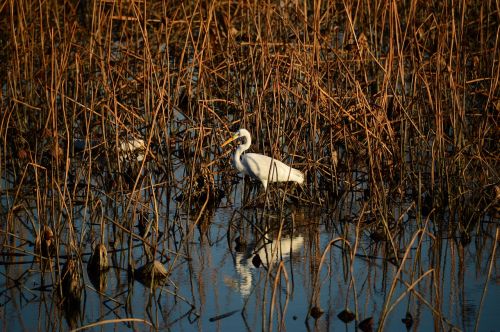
<box><xmin>240</xmin><ymin>153</ymin><xmax>274</xmax><ymax>181</ymax></box>
<box><xmin>241</xmin><ymin>153</ymin><xmax>302</xmax><ymax>183</ymax></box>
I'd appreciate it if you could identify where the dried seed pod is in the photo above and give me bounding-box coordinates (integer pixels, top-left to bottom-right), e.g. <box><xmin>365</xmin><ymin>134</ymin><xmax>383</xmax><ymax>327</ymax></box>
<box><xmin>358</xmin><ymin>317</ymin><xmax>374</xmax><ymax>332</ymax></box>
<box><xmin>234</xmin><ymin>236</ymin><xmax>247</xmax><ymax>252</ymax></box>
<box><xmin>87</xmin><ymin>263</ymin><xmax>108</xmax><ymax>293</ymax></box>
<box><xmin>88</xmin><ymin>243</ymin><xmax>108</xmax><ymax>272</ymax></box>
<box><xmin>135</xmin><ymin>260</ymin><xmax>168</xmax><ymax>286</ymax></box>
<box><xmin>61</xmin><ymin>258</ymin><xmax>82</xmax><ymax>301</ymax></box>
<box><xmin>337</xmin><ymin>308</ymin><xmax>355</xmax><ymax>323</ymax></box>
<box><xmin>251</xmin><ymin>254</ymin><xmax>262</xmax><ymax>268</ymax></box>
<box><xmin>61</xmin><ymin>258</ymin><xmax>83</xmax><ymax>330</ymax></box>
<box><xmin>402</xmin><ymin>312</ymin><xmax>413</xmax><ymax>329</ymax></box>
<box><xmin>310</xmin><ymin>306</ymin><xmax>324</xmax><ymax>319</ymax></box>
<box><xmin>370</xmin><ymin>228</ymin><xmax>386</xmax><ymax>242</ymax></box>
<box><xmin>36</xmin><ymin>226</ymin><xmax>54</xmax><ymax>258</ymax></box>
<box><xmin>17</xmin><ymin>149</ymin><xmax>28</xmax><ymax>160</ymax></box>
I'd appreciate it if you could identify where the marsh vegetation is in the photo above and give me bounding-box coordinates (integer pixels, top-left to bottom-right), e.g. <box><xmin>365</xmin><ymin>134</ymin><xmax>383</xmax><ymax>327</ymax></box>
<box><xmin>0</xmin><ymin>0</ymin><xmax>499</xmax><ymax>331</ymax></box>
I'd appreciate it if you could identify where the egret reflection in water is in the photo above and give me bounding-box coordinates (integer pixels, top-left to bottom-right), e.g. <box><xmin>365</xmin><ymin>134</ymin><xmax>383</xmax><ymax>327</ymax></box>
<box><xmin>230</xmin><ymin>235</ymin><xmax>305</xmax><ymax>297</ymax></box>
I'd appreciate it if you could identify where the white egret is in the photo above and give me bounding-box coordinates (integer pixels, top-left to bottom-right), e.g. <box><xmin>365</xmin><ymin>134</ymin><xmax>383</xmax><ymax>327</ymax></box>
<box><xmin>221</xmin><ymin>129</ymin><xmax>304</xmax><ymax>190</ymax></box>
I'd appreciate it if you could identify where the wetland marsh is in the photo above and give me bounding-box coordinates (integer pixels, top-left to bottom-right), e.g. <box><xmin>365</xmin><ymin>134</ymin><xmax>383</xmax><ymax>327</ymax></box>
<box><xmin>1</xmin><ymin>0</ymin><xmax>499</xmax><ymax>331</ymax></box>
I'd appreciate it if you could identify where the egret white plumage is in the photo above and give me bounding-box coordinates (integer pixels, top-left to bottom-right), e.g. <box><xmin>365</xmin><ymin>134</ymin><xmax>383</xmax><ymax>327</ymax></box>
<box><xmin>221</xmin><ymin>129</ymin><xmax>304</xmax><ymax>190</ymax></box>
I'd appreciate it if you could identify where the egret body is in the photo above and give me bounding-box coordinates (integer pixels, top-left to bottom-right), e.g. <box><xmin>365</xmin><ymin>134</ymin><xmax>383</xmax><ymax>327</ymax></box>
<box><xmin>221</xmin><ymin>129</ymin><xmax>304</xmax><ymax>190</ymax></box>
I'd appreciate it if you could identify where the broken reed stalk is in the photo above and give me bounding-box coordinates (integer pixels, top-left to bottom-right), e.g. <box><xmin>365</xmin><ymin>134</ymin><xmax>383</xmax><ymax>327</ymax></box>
<box><xmin>308</xmin><ymin>237</ymin><xmax>351</xmax><ymax>319</ymax></box>
<box><xmin>268</xmin><ymin>261</ymin><xmax>290</xmax><ymax>332</ymax></box>
<box><xmin>473</xmin><ymin>227</ymin><xmax>499</xmax><ymax>332</ymax></box>
<box><xmin>377</xmin><ymin>228</ymin><xmax>432</xmax><ymax>330</ymax></box>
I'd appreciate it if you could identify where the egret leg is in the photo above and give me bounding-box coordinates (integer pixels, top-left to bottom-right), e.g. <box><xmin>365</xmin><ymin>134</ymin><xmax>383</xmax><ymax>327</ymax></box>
<box><xmin>261</xmin><ymin>180</ymin><xmax>268</xmax><ymax>191</ymax></box>
<box><xmin>261</xmin><ymin>181</ymin><xmax>271</xmax><ymax>207</ymax></box>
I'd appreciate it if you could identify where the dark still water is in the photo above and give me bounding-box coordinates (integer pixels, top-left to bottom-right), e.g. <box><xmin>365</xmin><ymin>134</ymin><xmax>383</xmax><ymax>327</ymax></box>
<box><xmin>1</xmin><ymin>177</ymin><xmax>498</xmax><ymax>332</ymax></box>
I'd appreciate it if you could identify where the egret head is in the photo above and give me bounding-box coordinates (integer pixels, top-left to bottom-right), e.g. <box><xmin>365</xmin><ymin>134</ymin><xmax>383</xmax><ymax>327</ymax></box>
<box><xmin>221</xmin><ymin>128</ymin><xmax>250</xmax><ymax>147</ymax></box>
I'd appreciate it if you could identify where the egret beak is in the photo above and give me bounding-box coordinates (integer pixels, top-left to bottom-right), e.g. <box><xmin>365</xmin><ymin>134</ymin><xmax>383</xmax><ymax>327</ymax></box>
<box><xmin>221</xmin><ymin>133</ymin><xmax>239</xmax><ymax>147</ymax></box>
